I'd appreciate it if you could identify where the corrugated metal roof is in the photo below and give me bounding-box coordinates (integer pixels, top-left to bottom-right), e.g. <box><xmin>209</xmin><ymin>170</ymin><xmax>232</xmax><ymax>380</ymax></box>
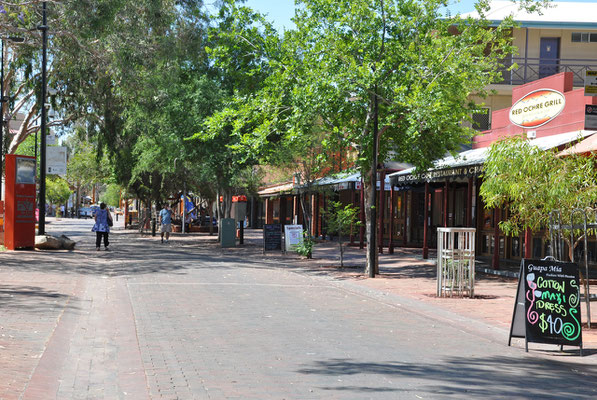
<box><xmin>257</xmin><ymin>182</ymin><xmax>294</xmax><ymax>196</ymax></box>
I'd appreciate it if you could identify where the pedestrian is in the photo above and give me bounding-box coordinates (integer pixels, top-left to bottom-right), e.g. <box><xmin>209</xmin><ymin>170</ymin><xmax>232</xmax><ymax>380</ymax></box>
<box><xmin>92</xmin><ymin>202</ymin><xmax>113</xmax><ymax>251</ymax></box>
<box><xmin>160</xmin><ymin>203</ymin><xmax>173</xmax><ymax>243</ymax></box>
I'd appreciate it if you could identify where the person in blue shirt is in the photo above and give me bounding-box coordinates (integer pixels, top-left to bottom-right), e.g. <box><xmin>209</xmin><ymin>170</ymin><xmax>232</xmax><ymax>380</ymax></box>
<box><xmin>92</xmin><ymin>202</ymin><xmax>112</xmax><ymax>251</ymax></box>
<box><xmin>159</xmin><ymin>203</ymin><xmax>173</xmax><ymax>243</ymax></box>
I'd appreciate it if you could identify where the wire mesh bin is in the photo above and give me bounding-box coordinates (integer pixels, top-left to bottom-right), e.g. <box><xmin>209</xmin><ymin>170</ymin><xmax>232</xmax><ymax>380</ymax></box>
<box><xmin>437</xmin><ymin>228</ymin><xmax>476</xmax><ymax>298</ymax></box>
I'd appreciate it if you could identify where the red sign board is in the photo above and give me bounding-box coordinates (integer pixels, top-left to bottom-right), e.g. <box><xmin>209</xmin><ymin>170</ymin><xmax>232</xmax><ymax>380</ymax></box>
<box><xmin>4</xmin><ymin>154</ymin><xmax>36</xmax><ymax>250</ymax></box>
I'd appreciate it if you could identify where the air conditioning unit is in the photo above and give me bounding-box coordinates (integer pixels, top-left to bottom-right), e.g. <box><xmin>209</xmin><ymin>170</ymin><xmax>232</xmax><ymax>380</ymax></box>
<box><xmin>526</xmin><ymin>130</ymin><xmax>536</xmax><ymax>139</ymax></box>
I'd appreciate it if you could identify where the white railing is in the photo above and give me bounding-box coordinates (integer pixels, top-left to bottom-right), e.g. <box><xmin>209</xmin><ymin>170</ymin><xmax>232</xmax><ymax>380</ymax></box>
<box><xmin>437</xmin><ymin>228</ymin><xmax>476</xmax><ymax>298</ymax></box>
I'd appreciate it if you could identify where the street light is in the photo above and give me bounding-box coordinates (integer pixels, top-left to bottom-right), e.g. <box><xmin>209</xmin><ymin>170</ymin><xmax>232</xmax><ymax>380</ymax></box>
<box><xmin>38</xmin><ymin>0</ymin><xmax>48</xmax><ymax>235</ymax></box>
<box><xmin>0</xmin><ymin>35</ymin><xmax>25</xmax><ymax>201</ymax></box>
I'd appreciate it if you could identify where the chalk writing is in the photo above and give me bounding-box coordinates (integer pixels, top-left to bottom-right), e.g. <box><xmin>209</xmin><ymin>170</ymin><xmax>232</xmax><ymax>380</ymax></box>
<box><xmin>523</xmin><ymin>259</ymin><xmax>582</xmax><ymax>347</ymax></box>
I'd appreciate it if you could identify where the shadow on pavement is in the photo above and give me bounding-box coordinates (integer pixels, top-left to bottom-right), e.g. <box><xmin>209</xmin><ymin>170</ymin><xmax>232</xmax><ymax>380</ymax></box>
<box><xmin>299</xmin><ymin>356</ymin><xmax>597</xmax><ymax>397</ymax></box>
<box><xmin>0</xmin><ymin>285</ymin><xmax>74</xmax><ymax>312</ymax></box>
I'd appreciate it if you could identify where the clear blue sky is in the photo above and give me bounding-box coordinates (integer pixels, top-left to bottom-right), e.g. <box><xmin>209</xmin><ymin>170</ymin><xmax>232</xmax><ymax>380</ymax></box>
<box><xmin>244</xmin><ymin>0</ymin><xmax>596</xmax><ymax>31</ymax></box>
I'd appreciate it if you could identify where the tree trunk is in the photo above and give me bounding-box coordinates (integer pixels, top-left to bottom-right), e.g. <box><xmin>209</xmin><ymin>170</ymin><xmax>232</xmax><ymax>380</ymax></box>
<box><xmin>363</xmin><ymin>173</ymin><xmax>379</xmax><ymax>275</ymax></box>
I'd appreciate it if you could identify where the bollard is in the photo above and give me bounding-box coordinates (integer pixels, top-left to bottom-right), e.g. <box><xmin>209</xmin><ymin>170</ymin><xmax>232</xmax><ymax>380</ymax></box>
<box><xmin>152</xmin><ymin>218</ymin><xmax>156</xmax><ymax>236</ymax></box>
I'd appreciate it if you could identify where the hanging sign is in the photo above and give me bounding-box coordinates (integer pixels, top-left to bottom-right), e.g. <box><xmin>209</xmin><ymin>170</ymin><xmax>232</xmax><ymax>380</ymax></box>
<box><xmin>46</xmin><ymin>146</ymin><xmax>67</xmax><ymax>176</ymax></box>
<box><xmin>509</xmin><ymin>259</ymin><xmax>583</xmax><ymax>354</ymax></box>
<box><xmin>585</xmin><ymin>70</ymin><xmax>597</xmax><ymax>96</ymax></box>
<box><xmin>509</xmin><ymin>89</ymin><xmax>566</xmax><ymax>128</ymax></box>
<box><xmin>585</xmin><ymin>105</ymin><xmax>597</xmax><ymax>130</ymax></box>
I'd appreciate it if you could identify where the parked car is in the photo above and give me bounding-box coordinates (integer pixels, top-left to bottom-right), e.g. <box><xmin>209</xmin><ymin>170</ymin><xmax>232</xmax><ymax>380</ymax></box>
<box><xmin>78</xmin><ymin>207</ymin><xmax>93</xmax><ymax>219</ymax></box>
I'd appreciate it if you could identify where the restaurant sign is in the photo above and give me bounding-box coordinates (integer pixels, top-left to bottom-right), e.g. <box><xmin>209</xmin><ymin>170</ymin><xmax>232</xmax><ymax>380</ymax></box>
<box><xmin>509</xmin><ymin>89</ymin><xmax>565</xmax><ymax>128</ymax></box>
<box><xmin>393</xmin><ymin>165</ymin><xmax>483</xmax><ymax>185</ymax></box>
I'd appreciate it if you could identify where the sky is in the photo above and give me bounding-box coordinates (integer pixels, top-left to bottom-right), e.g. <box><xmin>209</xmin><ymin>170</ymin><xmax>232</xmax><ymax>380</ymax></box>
<box><xmin>244</xmin><ymin>0</ymin><xmax>597</xmax><ymax>31</ymax></box>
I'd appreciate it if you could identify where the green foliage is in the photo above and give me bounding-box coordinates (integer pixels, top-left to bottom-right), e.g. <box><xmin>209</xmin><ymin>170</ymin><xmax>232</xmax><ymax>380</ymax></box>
<box><xmin>46</xmin><ymin>176</ymin><xmax>72</xmax><ymax>206</ymax></box>
<box><xmin>100</xmin><ymin>184</ymin><xmax>122</xmax><ymax>207</ymax></box>
<box><xmin>322</xmin><ymin>201</ymin><xmax>361</xmax><ymax>239</ymax></box>
<box><xmin>294</xmin><ymin>231</ymin><xmax>315</xmax><ymax>259</ymax></box>
<box><xmin>480</xmin><ymin>136</ymin><xmax>597</xmax><ymax>237</ymax></box>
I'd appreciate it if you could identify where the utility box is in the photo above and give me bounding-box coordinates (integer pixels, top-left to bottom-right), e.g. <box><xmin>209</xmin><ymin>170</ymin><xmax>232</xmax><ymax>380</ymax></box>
<box><xmin>231</xmin><ymin>195</ymin><xmax>247</xmax><ymax>223</ymax></box>
<box><xmin>220</xmin><ymin>218</ymin><xmax>236</xmax><ymax>248</ymax></box>
<box><xmin>4</xmin><ymin>155</ymin><xmax>37</xmax><ymax>250</ymax></box>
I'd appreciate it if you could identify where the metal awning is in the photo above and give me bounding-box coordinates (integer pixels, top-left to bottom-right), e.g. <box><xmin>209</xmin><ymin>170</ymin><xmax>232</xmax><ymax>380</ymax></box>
<box><xmin>389</xmin><ymin>130</ymin><xmax>595</xmax><ymax>186</ymax></box>
<box><xmin>257</xmin><ymin>182</ymin><xmax>294</xmax><ymax>197</ymax></box>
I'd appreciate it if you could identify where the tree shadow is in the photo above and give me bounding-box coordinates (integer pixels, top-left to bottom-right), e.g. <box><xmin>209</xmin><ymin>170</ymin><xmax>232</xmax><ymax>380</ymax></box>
<box><xmin>297</xmin><ymin>356</ymin><xmax>597</xmax><ymax>398</ymax></box>
<box><xmin>0</xmin><ymin>285</ymin><xmax>75</xmax><ymax>312</ymax></box>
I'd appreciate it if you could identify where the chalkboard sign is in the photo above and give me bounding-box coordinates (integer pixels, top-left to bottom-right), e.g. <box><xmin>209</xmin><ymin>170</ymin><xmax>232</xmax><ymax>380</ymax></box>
<box><xmin>263</xmin><ymin>224</ymin><xmax>282</xmax><ymax>251</ymax></box>
<box><xmin>509</xmin><ymin>259</ymin><xmax>583</xmax><ymax>352</ymax></box>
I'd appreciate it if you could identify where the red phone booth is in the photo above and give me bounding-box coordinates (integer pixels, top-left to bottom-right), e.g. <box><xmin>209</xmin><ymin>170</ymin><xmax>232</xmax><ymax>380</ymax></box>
<box><xmin>4</xmin><ymin>154</ymin><xmax>36</xmax><ymax>250</ymax></box>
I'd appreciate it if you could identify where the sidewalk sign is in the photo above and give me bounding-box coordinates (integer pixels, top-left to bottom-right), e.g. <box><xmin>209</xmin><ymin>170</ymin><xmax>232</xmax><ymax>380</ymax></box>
<box><xmin>263</xmin><ymin>224</ymin><xmax>282</xmax><ymax>252</ymax></box>
<box><xmin>284</xmin><ymin>224</ymin><xmax>303</xmax><ymax>252</ymax></box>
<box><xmin>508</xmin><ymin>258</ymin><xmax>583</xmax><ymax>355</ymax></box>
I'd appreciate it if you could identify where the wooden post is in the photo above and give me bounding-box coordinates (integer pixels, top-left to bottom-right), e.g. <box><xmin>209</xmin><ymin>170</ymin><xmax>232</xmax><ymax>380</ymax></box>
<box><xmin>423</xmin><ymin>182</ymin><xmax>430</xmax><ymax>259</ymax></box>
<box><xmin>350</xmin><ymin>184</ymin><xmax>356</xmax><ymax>245</ymax></box>
<box><xmin>378</xmin><ymin>170</ymin><xmax>385</xmax><ymax>254</ymax></box>
<box><xmin>524</xmin><ymin>228</ymin><xmax>533</xmax><ymax>259</ymax></box>
<box><xmin>389</xmin><ymin>185</ymin><xmax>395</xmax><ymax>254</ymax></box>
<box><xmin>444</xmin><ymin>180</ymin><xmax>449</xmax><ymax>227</ymax></box>
<box><xmin>403</xmin><ymin>191</ymin><xmax>408</xmax><ymax>246</ymax></box>
<box><xmin>467</xmin><ymin>177</ymin><xmax>473</xmax><ymax>227</ymax></box>
<box><xmin>493</xmin><ymin>208</ymin><xmax>500</xmax><ymax>270</ymax></box>
<box><xmin>359</xmin><ymin>180</ymin><xmax>365</xmax><ymax>249</ymax></box>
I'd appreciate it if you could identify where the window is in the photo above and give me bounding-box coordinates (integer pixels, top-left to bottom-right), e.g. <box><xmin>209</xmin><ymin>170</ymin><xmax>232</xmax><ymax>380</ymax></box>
<box><xmin>472</xmin><ymin>108</ymin><xmax>491</xmax><ymax>131</ymax></box>
<box><xmin>572</xmin><ymin>32</ymin><xmax>597</xmax><ymax>43</ymax></box>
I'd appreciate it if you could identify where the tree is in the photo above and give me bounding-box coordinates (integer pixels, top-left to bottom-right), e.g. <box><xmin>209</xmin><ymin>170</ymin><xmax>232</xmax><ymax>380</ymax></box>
<box><xmin>46</xmin><ymin>176</ymin><xmax>72</xmax><ymax>209</ymax></box>
<box><xmin>100</xmin><ymin>183</ymin><xmax>121</xmax><ymax>207</ymax></box>
<box><xmin>480</xmin><ymin>136</ymin><xmax>597</xmax><ymax>260</ymax></box>
<box><xmin>247</xmin><ymin>0</ymin><xmax>542</xmax><ymax>276</ymax></box>
<box><xmin>322</xmin><ymin>201</ymin><xmax>361</xmax><ymax>267</ymax></box>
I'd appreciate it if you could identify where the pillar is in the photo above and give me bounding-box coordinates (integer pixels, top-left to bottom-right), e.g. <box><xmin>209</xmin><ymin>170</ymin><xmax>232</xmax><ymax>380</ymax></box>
<box><xmin>389</xmin><ymin>185</ymin><xmax>395</xmax><ymax>254</ymax></box>
<box><xmin>423</xmin><ymin>182</ymin><xmax>430</xmax><ymax>259</ymax></box>
<box><xmin>378</xmin><ymin>170</ymin><xmax>385</xmax><ymax>254</ymax></box>
<box><xmin>359</xmin><ymin>180</ymin><xmax>365</xmax><ymax>249</ymax></box>
<box><xmin>493</xmin><ymin>208</ymin><xmax>500</xmax><ymax>270</ymax></box>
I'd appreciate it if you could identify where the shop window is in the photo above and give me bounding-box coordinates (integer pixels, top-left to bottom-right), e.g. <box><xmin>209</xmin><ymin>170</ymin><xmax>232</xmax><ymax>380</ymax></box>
<box><xmin>588</xmin><ymin>241</ymin><xmax>597</xmax><ymax>263</ymax></box>
<box><xmin>472</xmin><ymin>108</ymin><xmax>491</xmax><ymax>131</ymax></box>
<box><xmin>511</xmin><ymin>237</ymin><xmax>521</xmax><ymax>258</ymax></box>
<box><xmin>499</xmin><ymin>236</ymin><xmax>505</xmax><ymax>257</ymax></box>
<box><xmin>533</xmin><ymin>238</ymin><xmax>542</xmax><ymax>259</ymax></box>
<box><xmin>483</xmin><ymin>208</ymin><xmax>493</xmax><ymax>229</ymax></box>
<box><xmin>432</xmin><ymin>191</ymin><xmax>442</xmax><ymax>225</ymax></box>
<box><xmin>482</xmin><ymin>234</ymin><xmax>490</xmax><ymax>254</ymax></box>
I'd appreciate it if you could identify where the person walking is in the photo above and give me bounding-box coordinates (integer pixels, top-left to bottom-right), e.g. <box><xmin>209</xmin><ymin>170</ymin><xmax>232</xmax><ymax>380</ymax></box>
<box><xmin>160</xmin><ymin>203</ymin><xmax>173</xmax><ymax>243</ymax></box>
<box><xmin>92</xmin><ymin>202</ymin><xmax>112</xmax><ymax>251</ymax></box>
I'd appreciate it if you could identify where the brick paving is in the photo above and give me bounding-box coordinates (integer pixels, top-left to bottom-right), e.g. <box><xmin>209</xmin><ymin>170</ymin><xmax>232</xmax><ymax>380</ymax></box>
<box><xmin>0</xmin><ymin>218</ymin><xmax>596</xmax><ymax>399</ymax></box>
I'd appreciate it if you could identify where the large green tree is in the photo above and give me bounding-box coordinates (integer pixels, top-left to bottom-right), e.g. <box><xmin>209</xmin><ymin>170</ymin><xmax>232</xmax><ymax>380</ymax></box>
<box><xmin>247</xmin><ymin>0</ymin><xmax>545</xmax><ymax>275</ymax></box>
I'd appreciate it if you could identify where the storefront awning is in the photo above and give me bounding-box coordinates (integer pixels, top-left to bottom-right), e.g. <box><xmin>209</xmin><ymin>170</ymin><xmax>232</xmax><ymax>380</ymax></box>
<box><xmin>257</xmin><ymin>182</ymin><xmax>294</xmax><ymax>197</ymax></box>
<box><xmin>558</xmin><ymin>132</ymin><xmax>597</xmax><ymax>156</ymax></box>
<box><xmin>389</xmin><ymin>130</ymin><xmax>595</xmax><ymax>186</ymax></box>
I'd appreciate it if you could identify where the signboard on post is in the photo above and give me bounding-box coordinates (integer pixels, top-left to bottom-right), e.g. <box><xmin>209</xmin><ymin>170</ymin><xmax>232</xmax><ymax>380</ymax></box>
<box><xmin>263</xmin><ymin>224</ymin><xmax>282</xmax><ymax>252</ymax></box>
<box><xmin>584</xmin><ymin>70</ymin><xmax>597</xmax><ymax>96</ymax></box>
<box><xmin>509</xmin><ymin>259</ymin><xmax>583</xmax><ymax>355</ymax></box>
<box><xmin>46</xmin><ymin>146</ymin><xmax>67</xmax><ymax>176</ymax></box>
<box><xmin>284</xmin><ymin>224</ymin><xmax>303</xmax><ymax>252</ymax></box>
<box><xmin>585</xmin><ymin>105</ymin><xmax>597</xmax><ymax>130</ymax></box>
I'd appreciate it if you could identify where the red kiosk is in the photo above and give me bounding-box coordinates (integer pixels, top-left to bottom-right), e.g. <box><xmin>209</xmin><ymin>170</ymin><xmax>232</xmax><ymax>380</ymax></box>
<box><xmin>3</xmin><ymin>154</ymin><xmax>36</xmax><ymax>250</ymax></box>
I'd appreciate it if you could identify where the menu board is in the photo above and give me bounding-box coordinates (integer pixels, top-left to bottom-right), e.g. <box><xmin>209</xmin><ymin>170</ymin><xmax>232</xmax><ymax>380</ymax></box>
<box><xmin>510</xmin><ymin>259</ymin><xmax>582</xmax><ymax>349</ymax></box>
<box><xmin>263</xmin><ymin>224</ymin><xmax>282</xmax><ymax>251</ymax></box>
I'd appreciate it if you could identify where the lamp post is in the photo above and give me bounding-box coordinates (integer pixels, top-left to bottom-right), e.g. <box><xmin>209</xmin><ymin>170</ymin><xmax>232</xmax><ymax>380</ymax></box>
<box><xmin>38</xmin><ymin>0</ymin><xmax>48</xmax><ymax>235</ymax></box>
<box><xmin>0</xmin><ymin>36</ymin><xmax>25</xmax><ymax>201</ymax></box>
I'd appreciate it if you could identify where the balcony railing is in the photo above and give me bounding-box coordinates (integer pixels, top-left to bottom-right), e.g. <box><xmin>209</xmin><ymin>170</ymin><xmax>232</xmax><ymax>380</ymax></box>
<box><xmin>497</xmin><ymin>57</ymin><xmax>597</xmax><ymax>86</ymax></box>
